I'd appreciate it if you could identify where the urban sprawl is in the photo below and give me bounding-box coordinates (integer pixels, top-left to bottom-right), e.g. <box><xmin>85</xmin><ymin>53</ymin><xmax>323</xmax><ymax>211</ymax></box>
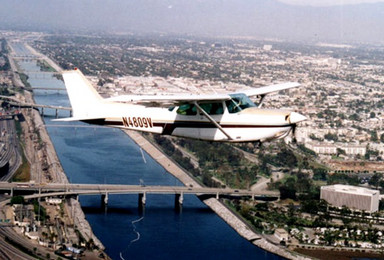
<box><xmin>1</xmin><ymin>30</ymin><xmax>384</xmax><ymax>259</ymax></box>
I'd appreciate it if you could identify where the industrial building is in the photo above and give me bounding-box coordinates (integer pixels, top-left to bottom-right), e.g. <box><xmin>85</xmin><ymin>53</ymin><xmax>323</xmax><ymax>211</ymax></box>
<box><xmin>320</xmin><ymin>184</ymin><xmax>380</xmax><ymax>213</ymax></box>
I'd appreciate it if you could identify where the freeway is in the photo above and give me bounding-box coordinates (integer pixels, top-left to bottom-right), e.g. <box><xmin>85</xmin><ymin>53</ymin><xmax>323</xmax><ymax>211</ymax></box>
<box><xmin>0</xmin><ymin>182</ymin><xmax>279</xmax><ymax>198</ymax></box>
<box><xmin>0</xmin><ymin>226</ymin><xmax>46</xmax><ymax>260</ymax></box>
<box><xmin>0</xmin><ymin>119</ymin><xmax>21</xmax><ymax>181</ymax></box>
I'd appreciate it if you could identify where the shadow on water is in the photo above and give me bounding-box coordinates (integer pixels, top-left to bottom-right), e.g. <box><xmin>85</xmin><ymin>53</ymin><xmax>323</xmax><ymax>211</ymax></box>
<box><xmin>82</xmin><ymin>205</ymin><xmax>214</xmax><ymax>215</ymax></box>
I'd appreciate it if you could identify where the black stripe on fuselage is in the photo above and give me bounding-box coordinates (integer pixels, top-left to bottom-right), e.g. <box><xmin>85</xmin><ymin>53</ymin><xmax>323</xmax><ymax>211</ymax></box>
<box><xmin>81</xmin><ymin>119</ymin><xmax>292</xmax><ymax>135</ymax></box>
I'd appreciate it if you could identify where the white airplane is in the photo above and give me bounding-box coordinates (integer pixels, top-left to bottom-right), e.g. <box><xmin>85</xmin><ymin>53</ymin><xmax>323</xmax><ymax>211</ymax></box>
<box><xmin>56</xmin><ymin>68</ymin><xmax>306</xmax><ymax>143</ymax></box>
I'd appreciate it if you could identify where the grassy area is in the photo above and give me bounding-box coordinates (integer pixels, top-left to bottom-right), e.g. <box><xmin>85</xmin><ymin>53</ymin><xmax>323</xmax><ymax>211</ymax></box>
<box><xmin>12</xmin><ymin>119</ymin><xmax>30</xmax><ymax>182</ymax></box>
<box><xmin>12</xmin><ymin>152</ymin><xmax>30</xmax><ymax>182</ymax></box>
<box><xmin>18</xmin><ymin>73</ymin><xmax>30</xmax><ymax>92</ymax></box>
<box><xmin>37</xmin><ymin>60</ymin><xmax>56</xmax><ymax>72</ymax></box>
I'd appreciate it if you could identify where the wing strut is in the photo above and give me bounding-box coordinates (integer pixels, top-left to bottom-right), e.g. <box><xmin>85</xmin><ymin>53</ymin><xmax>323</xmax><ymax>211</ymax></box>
<box><xmin>257</xmin><ymin>95</ymin><xmax>266</xmax><ymax>108</ymax></box>
<box><xmin>193</xmin><ymin>101</ymin><xmax>233</xmax><ymax>141</ymax></box>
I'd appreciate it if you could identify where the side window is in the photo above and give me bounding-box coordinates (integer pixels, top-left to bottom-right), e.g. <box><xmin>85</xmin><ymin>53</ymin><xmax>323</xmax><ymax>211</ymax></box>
<box><xmin>176</xmin><ymin>104</ymin><xmax>197</xmax><ymax>115</ymax></box>
<box><xmin>210</xmin><ymin>102</ymin><xmax>224</xmax><ymax>115</ymax></box>
<box><xmin>199</xmin><ymin>102</ymin><xmax>224</xmax><ymax>115</ymax></box>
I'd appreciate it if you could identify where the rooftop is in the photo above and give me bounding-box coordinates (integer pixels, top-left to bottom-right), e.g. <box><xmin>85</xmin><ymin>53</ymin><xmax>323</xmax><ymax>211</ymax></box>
<box><xmin>321</xmin><ymin>184</ymin><xmax>379</xmax><ymax>196</ymax></box>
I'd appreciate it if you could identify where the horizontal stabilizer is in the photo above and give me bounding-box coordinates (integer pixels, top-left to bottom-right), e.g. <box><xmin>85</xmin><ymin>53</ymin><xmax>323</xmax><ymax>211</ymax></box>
<box><xmin>52</xmin><ymin>117</ymin><xmax>103</xmax><ymax>122</ymax></box>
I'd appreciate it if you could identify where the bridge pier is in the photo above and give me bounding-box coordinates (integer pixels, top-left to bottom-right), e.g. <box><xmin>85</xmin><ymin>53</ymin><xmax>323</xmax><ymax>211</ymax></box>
<box><xmin>10</xmin><ymin>187</ymin><xmax>13</xmax><ymax>197</ymax></box>
<box><xmin>174</xmin><ymin>193</ymin><xmax>183</xmax><ymax>211</ymax></box>
<box><xmin>55</xmin><ymin>109</ymin><xmax>58</xmax><ymax>118</ymax></box>
<box><xmin>40</xmin><ymin>107</ymin><xmax>44</xmax><ymax>116</ymax></box>
<box><xmin>216</xmin><ymin>192</ymin><xmax>219</xmax><ymax>200</ymax></box>
<box><xmin>138</xmin><ymin>192</ymin><xmax>146</xmax><ymax>210</ymax></box>
<box><xmin>101</xmin><ymin>193</ymin><xmax>108</xmax><ymax>207</ymax></box>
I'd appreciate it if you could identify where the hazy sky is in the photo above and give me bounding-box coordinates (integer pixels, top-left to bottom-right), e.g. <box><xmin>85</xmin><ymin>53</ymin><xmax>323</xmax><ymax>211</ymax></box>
<box><xmin>1</xmin><ymin>0</ymin><xmax>384</xmax><ymax>44</ymax></box>
<box><xmin>278</xmin><ymin>0</ymin><xmax>384</xmax><ymax>6</ymax></box>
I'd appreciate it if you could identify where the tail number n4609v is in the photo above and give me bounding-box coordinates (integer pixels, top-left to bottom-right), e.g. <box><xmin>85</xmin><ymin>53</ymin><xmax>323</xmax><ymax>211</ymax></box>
<box><xmin>122</xmin><ymin>117</ymin><xmax>153</xmax><ymax>128</ymax></box>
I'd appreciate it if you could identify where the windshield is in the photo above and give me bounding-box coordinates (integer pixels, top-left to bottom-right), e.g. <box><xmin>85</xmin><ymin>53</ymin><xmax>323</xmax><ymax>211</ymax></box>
<box><xmin>226</xmin><ymin>93</ymin><xmax>256</xmax><ymax>113</ymax></box>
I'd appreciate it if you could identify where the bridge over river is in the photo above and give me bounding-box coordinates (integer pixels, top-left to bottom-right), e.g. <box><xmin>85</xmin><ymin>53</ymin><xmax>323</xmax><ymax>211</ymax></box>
<box><xmin>0</xmin><ymin>182</ymin><xmax>279</xmax><ymax>208</ymax></box>
<box><xmin>0</xmin><ymin>95</ymin><xmax>72</xmax><ymax>117</ymax></box>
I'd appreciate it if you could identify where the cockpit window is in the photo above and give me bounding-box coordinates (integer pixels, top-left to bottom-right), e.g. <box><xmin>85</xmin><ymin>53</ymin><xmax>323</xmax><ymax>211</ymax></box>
<box><xmin>226</xmin><ymin>93</ymin><xmax>256</xmax><ymax>113</ymax></box>
<box><xmin>176</xmin><ymin>104</ymin><xmax>197</xmax><ymax>115</ymax></box>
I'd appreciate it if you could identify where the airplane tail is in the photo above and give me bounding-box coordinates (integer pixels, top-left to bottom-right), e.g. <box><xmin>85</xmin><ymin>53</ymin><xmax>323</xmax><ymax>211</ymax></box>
<box><xmin>60</xmin><ymin>68</ymin><xmax>104</xmax><ymax>120</ymax></box>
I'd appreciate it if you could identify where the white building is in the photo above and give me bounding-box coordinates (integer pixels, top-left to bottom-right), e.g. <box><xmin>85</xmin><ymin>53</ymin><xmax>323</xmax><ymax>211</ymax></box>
<box><xmin>338</xmin><ymin>143</ymin><xmax>366</xmax><ymax>156</ymax></box>
<box><xmin>45</xmin><ymin>197</ymin><xmax>62</xmax><ymax>205</ymax></box>
<box><xmin>320</xmin><ymin>184</ymin><xmax>380</xmax><ymax>213</ymax></box>
<box><xmin>305</xmin><ymin>142</ymin><xmax>366</xmax><ymax>156</ymax></box>
<box><xmin>306</xmin><ymin>142</ymin><xmax>337</xmax><ymax>154</ymax></box>
<box><xmin>274</xmin><ymin>228</ymin><xmax>289</xmax><ymax>241</ymax></box>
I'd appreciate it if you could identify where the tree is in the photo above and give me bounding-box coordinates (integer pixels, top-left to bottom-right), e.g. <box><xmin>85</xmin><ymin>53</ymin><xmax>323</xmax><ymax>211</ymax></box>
<box><xmin>380</xmin><ymin>133</ymin><xmax>384</xmax><ymax>143</ymax></box>
<box><xmin>279</xmin><ymin>177</ymin><xmax>297</xmax><ymax>200</ymax></box>
<box><xmin>370</xmin><ymin>112</ymin><xmax>376</xmax><ymax>118</ymax></box>
<box><xmin>369</xmin><ymin>173</ymin><xmax>382</xmax><ymax>189</ymax></box>
<box><xmin>10</xmin><ymin>196</ymin><xmax>25</xmax><ymax>205</ymax></box>
<box><xmin>313</xmin><ymin>168</ymin><xmax>327</xmax><ymax>181</ymax></box>
<box><xmin>324</xmin><ymin>133</ymin><xmax>338</xmax><ymax>142</ymax></box>
<box><xmin>337</xmin><ymin>148</ymin><xmax>346</xmax><ymax>156</ymax></box>
<box><xmin>323</xmin><ymin>230</ymin><xmax>336</xmax><ymax>246</ymax></box>
<box><xmin>276</xmin><ymin>148</ymin><xmax>297</xmax><ymax>168</ymax></box>
<box><xmin>371</xmin><ymin>131</ymin><xmax>378</xmax><ymax>142</ymax></box>
<box><xmin>349</xmin><ymin>113</ymin><xmax>360</xmax><ymax>121</ymax></box>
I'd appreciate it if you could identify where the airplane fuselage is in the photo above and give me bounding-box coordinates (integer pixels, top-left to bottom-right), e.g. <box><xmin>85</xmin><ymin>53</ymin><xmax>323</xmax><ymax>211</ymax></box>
<box><xmin>82</xmin><ymin>101</ymin><xmax>299</xmax><ymax>142</ymax></box>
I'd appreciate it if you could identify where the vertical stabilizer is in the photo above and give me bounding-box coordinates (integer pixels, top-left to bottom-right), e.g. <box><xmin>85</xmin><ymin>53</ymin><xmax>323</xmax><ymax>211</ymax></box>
<box><xmin>62</xmin><ymin>68</ymin><xmax>103</xmax><ymax>119</ymax></box>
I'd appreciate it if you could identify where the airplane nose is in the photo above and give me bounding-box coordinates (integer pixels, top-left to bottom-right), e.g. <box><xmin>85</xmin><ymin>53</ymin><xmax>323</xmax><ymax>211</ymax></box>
<box><xmin>288</xmin><ymin>112</ymin><xmax>307</xmax><ymax>124</ymax></box>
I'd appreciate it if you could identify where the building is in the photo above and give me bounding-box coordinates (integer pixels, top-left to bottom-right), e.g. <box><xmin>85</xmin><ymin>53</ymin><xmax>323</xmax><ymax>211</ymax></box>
<box><xmin>46</xmin><ymin>197</ymin><xmax>62</xmax><ymax>205</ymax></box>
<box><xmin>305</xmin><ymin>142</ymin><xmax>366</xmax><ymax>156</ymax></box>
<box><xmin>306</xmin><ymin>142</ymin><xmax>337</xmax><ymax>154</ymax></box>
<box><xmin>320</xmin><ymin>184</ymin><xmax>379</xmax><ymax>213</ymax></box>
<box><xmin>274</xmin><ymin>228</ymin><xmax>289</xmax><ymax>241</ymax></box>
<box><xmin>263</xmin><ymin>45</ymin><xmax>272</xmax><ymax>51</ymax></box>
<box><xmin>338</xmin><ymin>143</ymin><xmax>366</xmax><ymax>156</ymax></box>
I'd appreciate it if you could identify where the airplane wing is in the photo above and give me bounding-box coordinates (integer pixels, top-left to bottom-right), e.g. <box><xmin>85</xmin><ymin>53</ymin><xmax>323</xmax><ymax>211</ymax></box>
<box><xmin>237</xmin><ymin>82</ymin><xmax>300</xmax><ymax>97</ymax></box>
<box><xmin>105</xmin><ymin>93</ymin><xmax>232</xmax><ymax>106</ymax></box>
<box><xmin>105</xmin><ymin>82</ymin><xmax>300</xmax><ymax>106</ymax></box>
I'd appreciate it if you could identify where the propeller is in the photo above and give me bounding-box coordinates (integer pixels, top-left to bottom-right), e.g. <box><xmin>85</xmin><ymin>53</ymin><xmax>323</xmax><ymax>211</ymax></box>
<box><xmin>285</xmin><ymin>111</ymin><xmax>306</xmax><ymax>143</ymax></box>
<box><xmin>291</xmin><ymin>123</ymin><xmax>297</xmax><ymax>143</ymax></box>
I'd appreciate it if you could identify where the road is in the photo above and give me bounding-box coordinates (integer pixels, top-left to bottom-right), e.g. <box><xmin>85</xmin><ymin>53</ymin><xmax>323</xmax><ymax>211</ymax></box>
<box><xmin>251</xmin><ymin>171</ymin><xmax>284</xmax><ymax>195</ymax></box>
<box><xmin>0</xmin><ymin>182</ymin><xmax>279</xmax><ymax>198</ymax></box>
<box><xmin>0</xmin><ymin>118</ymin><xmax>21</xmax><ymax>181</ymax></box>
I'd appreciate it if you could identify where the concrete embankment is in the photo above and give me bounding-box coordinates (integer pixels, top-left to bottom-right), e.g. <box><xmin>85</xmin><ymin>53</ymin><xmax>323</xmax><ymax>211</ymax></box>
<box><xmin>9</xmin><ymin>50</ymin><xmax>105</xmax><ymax>251</ymax></box>
<box><xmin>124</xmin><ymin>131</ymin><xmax>199</xmax><ymax>187</ymax></box>
<box><xmin>124</xmin><ymin>130</ymin><xmax>311</xmax><ymax>260</ymax></box>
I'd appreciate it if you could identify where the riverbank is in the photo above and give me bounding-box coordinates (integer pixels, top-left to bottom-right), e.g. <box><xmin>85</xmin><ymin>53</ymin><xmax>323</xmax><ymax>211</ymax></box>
<box><xmin>21</xmin><ymin>90</ymin><xmax>105</xmax><ymax>251</ymax></box>
<box><xmin>7</xmin><ymin>45</ymin><xmax>107</xmax><ymax>256</ymax></box>
<box><xmin>124</xmin><ymin>130</ymin><xmax>311</xmax><ymax>260</ymax></box>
